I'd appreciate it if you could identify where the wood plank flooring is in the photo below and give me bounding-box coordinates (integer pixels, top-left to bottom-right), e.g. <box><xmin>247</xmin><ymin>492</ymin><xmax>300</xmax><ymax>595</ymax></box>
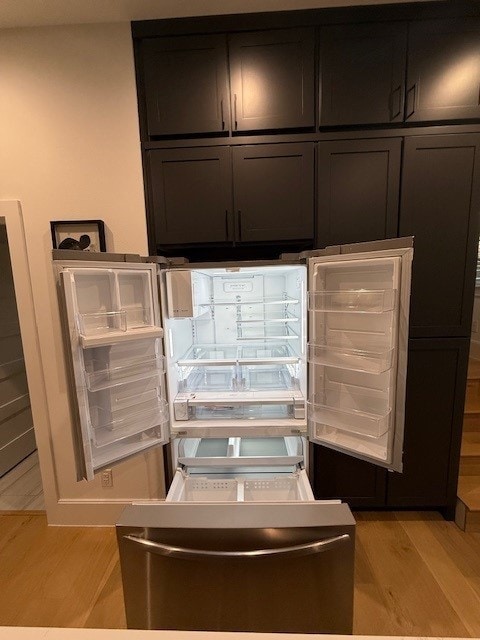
<box><xmin>0</xmin><ymin>511</ymin><xmax>480</xmax><ymax>635</ymax></box>
<box><xmin>0</xmin><ymin>452</ymin><xmax>45</xmax><ymax>511</ymax></box>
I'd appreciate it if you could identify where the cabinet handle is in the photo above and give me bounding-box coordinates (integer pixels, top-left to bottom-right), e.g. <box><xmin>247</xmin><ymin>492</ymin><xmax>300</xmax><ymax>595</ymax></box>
<box><xmin>237</xmin><ymin>210</ymin><xmax>242</xmax><ymax>240</ymax></box>
<box><xmin>220</xmin><ymin>98</ymin><xmax>225</xmax><ymax>130</ymax></box>
<box><xmin>234</xmin><ymin>93</ymin><xmax>238</xmax><ymax>130</ymax></box>
<box><xmin>225</xmin><ymin>209</ymin><xmax>230</xmax><ymax>239</ymax></box>
<box><xmin>389</xmin><ymin>85</ymin><xmax>402</xmax><ymax>120</ymax></box>
<box><xmin>406</xmin><ymin>84</ymin><xmax>416</xmax><ymax>119</ymax></box>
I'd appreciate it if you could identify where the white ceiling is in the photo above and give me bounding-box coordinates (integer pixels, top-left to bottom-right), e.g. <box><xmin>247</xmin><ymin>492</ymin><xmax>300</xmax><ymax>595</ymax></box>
<box><xmin>0</xmin><ymin>0</ymin><xmax>437</xmax><ymax>29</ymax></box>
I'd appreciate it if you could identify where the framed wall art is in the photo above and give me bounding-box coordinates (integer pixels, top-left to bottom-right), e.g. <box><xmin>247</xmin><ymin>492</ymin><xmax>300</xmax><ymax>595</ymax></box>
<box><xmin>50</xmin><ymin>220</ymin><xmax>106</xmax><ymax>252</ymax></box>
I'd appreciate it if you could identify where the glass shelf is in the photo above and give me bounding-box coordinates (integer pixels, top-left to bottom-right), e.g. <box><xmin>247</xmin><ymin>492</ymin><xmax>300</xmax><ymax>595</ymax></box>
<box><xmin>308</xmin><ymin>343</ymin><xmax>393</xmax><ymax>375</ymax></box>
<box><xmin>198</xmin><ymin>296</ymin><xmax>300</xmax><ymax>307</ymax></box>
<box><xmin>309</xmin><ymin>290</ymin><xmax>396</xmax><ymax>313</ymax></box>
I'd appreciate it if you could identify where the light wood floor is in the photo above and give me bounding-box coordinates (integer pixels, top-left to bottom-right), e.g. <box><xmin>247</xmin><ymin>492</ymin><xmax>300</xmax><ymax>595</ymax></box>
<box><xmin>0</xmin><ymin>452</ymin><xmax>45</xmax><ymax>511</ymax></box>
<box><xmin>1</xmin><ymin>511</ymin><xmax>480</xmax><ymax>635</ymax></box>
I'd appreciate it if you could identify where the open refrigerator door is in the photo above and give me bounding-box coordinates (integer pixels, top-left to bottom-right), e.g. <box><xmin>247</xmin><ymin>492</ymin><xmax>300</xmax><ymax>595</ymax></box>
<box><xmin>307</xmin><ymin>241</ymin><xmax>413</xmax><ymax>471</ymax></box>
<box><xmin>57</xmin><ymin>260</ymin><xmax>170</xmax><ymax>480</ymax></box>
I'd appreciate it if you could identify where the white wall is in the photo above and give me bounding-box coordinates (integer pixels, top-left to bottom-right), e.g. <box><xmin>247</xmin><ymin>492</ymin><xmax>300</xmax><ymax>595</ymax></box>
<box><xmin>0</xmin><ymin>23</ymin><xmax>166</xmax><ymax>525</ymax></box>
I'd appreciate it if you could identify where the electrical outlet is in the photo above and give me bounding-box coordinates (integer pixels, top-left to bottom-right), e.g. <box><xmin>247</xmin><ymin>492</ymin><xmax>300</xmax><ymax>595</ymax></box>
<box><xmin>473</xmin><ymin>320</ymin><xmax>479</xmax><ymax>333</ymax></box>
<box><xmin>101</xmin><ymin>469</ymin><xmax>113</xmax><ymax>488</ymax></box>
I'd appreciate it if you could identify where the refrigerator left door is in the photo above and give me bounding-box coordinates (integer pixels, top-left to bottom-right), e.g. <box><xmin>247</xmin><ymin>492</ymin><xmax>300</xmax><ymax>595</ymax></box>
<box><xmin>57</xmin><ymin>260</ymin><xmax>170</xmax><ymax>481</ymax></box>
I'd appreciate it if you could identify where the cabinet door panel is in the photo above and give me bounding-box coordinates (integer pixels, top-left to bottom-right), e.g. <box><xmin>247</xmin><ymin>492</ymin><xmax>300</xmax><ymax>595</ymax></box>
<box><xmin>148</xmin><ymin>147</ymin><xmax>232</xmax><ymax>246</ymax></box>
<box><xmin>233</xmin><ymin>143</ymin><xmax>314</xmax><ymax>242</ymax></box>
<box><xmin>317</xmin><ymin>138</ymin><xmax>401</xmax><ymax>248</ymax></box>
<box><xmin>399</xmin><ymin>134</ymin><xmax>480</xmax><ymax>337</ymax></box>
<box><xmin>229</xmin><ymin>28</ymin><xmax>315</xmax><ymax>132</ymax></box>
<box><xmin>313</xmin><ymin>445</ymin><xmax>387</xmax><ymax>508</ymax></box>
<box><xmin>142</xmin><ymin>35</ymin><xmax>229</xmax><ymax>136</ymax></box>
<box><xmin>406</xmin><ymin>18</ymin><xmax>480</xmax><ymax>122</ymax></box>
<box><xmin>386</xmin><ymin>338</ymin><xmax>468</xmax><ymax>508</ymax></box>
<box><xmin>320</xmin><ymin>23</ymin><xmax>407</xmax><ymax>126</ymax></box>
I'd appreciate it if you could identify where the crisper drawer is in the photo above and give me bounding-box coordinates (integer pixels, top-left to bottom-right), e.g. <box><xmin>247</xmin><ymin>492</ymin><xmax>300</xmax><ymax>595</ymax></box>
<box><xmin>166</xmin><ymin>468</ymin><xmax>314</xmax><ymax>502</ymax></box>
<box><xmin>116</xmin><ymin>502</ymin><xmax>355</xmax><ymax>633</ymax></box>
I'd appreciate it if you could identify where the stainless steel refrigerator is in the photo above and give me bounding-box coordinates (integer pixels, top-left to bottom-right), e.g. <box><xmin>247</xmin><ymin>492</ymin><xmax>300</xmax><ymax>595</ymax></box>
<box><xmin>54</xmin><ymin>237</ymin><xmax>413</xmax><ymax>633</ymax></box>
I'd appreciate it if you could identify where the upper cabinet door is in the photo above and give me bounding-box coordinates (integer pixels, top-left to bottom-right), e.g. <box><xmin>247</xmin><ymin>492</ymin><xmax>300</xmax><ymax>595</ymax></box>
<box><xmin>148</xmin><ymin>147</ymin><xmax>233</xmax><ymax>246</ymax></box>
<box><xmin>57</xmin><ymin>261</ymin><xmax>170</xmax><ymax>481</ymax></box>
<box><xmin>232</xmin><ymin>142</ymin><xmax>314</xmax><ymax>242</ymax></box>
<box><xmin>229</xmin><ymin>28</ymin><xmax>315</xmax><ymax>132</ymax></box>
<box><xmin>399</xmin><ymin>134</ymin><xmax>480</xmax><ymax>337</ymax></box>
<box><xmin>142</xmin><ymin>35</ymin><xmax>229</xmax><ymax>136</ymax></box>
<box><xmin>319</xmin><ymin>23</ymin><xmax>407</xmax><ymax>126</ymax></box>
<box><xmin>406</xmin><ymin>18</ymin><xmax>480</xmax><ymax>122</ymax></box>
<box><xmin>317</xmin><ymin>138</ymin><xmax>401</xmax><ymax>247</ymax></box>
<box><xmin>308</xmin><ymin>241</ymin><xmax>413</xmax><ymax>472</ymax></box>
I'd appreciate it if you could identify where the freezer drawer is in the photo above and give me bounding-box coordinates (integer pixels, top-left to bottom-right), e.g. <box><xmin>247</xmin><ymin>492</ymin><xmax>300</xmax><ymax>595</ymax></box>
<box><xmin>166</xmin><ymin>468</ymin><xmax>314</xmax><ymax>502</ymax></box>
<box><xmin>116</xmin><ymin>502</ymin><xmax>355</xmax><ymax>633</ymax></box>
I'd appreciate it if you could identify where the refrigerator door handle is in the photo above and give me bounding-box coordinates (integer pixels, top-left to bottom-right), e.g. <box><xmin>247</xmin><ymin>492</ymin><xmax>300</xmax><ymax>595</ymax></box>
<box><xmin>123</xmin><ymin>533</ymin><xmax>350</xmax><ymax>559</ymax></box>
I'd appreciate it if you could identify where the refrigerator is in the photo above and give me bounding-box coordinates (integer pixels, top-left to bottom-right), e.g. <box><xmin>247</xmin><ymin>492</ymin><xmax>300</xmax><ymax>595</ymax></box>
<box><xmin>54</xmin><ymin>236</ymin><xmax>413</xmax><ymax>633</ymax></box>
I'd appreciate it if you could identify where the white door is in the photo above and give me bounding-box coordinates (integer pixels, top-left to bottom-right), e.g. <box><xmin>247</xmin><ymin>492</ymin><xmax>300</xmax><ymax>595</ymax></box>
<box><xmin>58</xmin><ymin>260</ymin><xmax>170</xmax><ymax>480</ymax></box>
<box><xmin>307</xmin><ymin>241</ymin><xmax>413</xmax><ymax>472</ymax></box>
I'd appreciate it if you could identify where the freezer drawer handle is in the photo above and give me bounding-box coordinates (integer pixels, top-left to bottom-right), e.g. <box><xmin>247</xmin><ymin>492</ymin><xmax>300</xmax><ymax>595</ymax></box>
<box><xmin>123</xmin><ymin>533</ymin><xmax>350</xmax><ymax>559</ymax></box>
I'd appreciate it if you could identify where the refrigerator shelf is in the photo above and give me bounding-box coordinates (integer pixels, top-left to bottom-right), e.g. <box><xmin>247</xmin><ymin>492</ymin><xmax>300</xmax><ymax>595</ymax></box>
<box><xmin>85</xmin><ymin>355</ymin><xmax>165</xmax><ymax>391</ymax></box>
<box><xmin>307</xmin><ymin>401</ymin><xmax>390</xmax><ymax>439</ymax></box>
<box><xmin>198</xmin><ymin>296</ymin><xmax>300</xmax><ymax>307</ymax></box>
<box><xmin>308</xmin><ymin>290</ymin><xmax>396</xmax><ymax>313</ymax></box>
<box><xmin>236</xmin><ymin>316</ymin><xmax>299</xmax><ymax>325</ymax></box>
<box><xmin>177</xmin><ymin>343</ymin><xmax>300</xmax><ymax>367</ymax></box>
<box><xmin>308</xmin><ymin>343</ymin><xmax>393</xmax><ymax>375</ymax></box>
<box><xmin>90</xmin><ymin>400</ymin><xmax>168</xmax><ymax>447</ymax></box>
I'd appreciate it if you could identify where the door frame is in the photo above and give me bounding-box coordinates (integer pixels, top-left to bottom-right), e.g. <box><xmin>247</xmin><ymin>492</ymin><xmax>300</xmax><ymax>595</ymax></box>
<box><xmin>0</xmin><ymin>201</ymin><xmax>54</xmax><ymax>513</ymax></box>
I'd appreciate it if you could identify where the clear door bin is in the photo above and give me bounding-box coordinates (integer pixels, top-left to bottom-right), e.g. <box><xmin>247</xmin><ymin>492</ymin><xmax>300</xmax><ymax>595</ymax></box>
<box><xmin>308</xmin><ymin>343</ymin><xmax>393</xmax><ymax>374</ymax></box>
<box><xmin>308</xmin><ymin>290</ymin><xmax>396</xmax><ymax>313</ymax></box>
<box><xmin>84</xmin><ymin>355</ymin><xmax>165</xmax><ymax>391</ymax></box>
<box><xmin>77</xmin><ymin>311</ymin><xmax>127</xmax><ymax>336</ymax></box>
<box><xmin>308</xmin><ymin>401</ymin><xmax>390</xmax><ymax>439</ymax></box>
<box><xmin>117</xmin><ymin>271</ymin><xmax>153</xmax><ymax>329</ymax></box>
<box><xmin>90</xmin><ymin>399</ymin><xmax>169</xmax><ymax>447</ymax></box>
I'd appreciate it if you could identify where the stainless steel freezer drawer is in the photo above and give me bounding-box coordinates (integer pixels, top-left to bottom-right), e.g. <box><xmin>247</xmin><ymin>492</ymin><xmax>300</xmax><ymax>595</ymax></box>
<box><xmin>116</xmin><ymin>502</ymin><xmax>355</xmax><ymax>634</ymax></box>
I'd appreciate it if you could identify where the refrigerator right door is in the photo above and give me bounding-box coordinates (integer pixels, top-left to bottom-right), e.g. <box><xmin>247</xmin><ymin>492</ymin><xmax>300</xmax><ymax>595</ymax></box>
<box><xmin>307</xmin><ymin>242</ymin><xmax>413</xmax><ymax>472</ymax></box>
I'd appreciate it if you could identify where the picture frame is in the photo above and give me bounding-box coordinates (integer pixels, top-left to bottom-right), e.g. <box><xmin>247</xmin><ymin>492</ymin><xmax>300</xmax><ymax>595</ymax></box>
<box><xmin>50</xmin><ymin>220</ymin><xmax>106</xmax><ymax>252</ymax></box>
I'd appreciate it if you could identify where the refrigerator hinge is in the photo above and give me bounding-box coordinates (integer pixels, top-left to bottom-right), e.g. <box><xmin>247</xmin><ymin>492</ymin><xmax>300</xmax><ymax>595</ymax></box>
<box><xmin>145</xmin><ymin>255</ymin><xmax>190</xmax><ymax>267</ymax></box>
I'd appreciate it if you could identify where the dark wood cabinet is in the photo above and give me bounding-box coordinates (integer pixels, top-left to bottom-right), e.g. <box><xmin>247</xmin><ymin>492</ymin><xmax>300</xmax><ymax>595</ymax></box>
<box><xmin>319</xmin><ymin>23</ymin><xmax>407</xmax><ymax>126</ymax></box>
<box><xmin>313</xmin><ymin>445</ymin><xmax>387</xmax><ymax>508</ymax></box>
<box><xmin>399</xmin><ymin>134</ymin><xmax>480</xmax><ymax>338</ymax></box>
<box><xmin>386</xmin><ymin>338</ymin><xmax>469</xmax><ymax>510</ymax></box>
<box><xmin>148</xmin><ymin>147</ymin><xmax>233</xmax><ymax>245</ymax></box>
<box><xmin>229</xmin><ymin>28</ymin><xmax>315</xmax><ymax>132</ymax></box>
<box><xmin>232</xmin><ymin>143</ymin><xmax>314</xmax><ymax>242</ymax></box>
<box><xmin>142</xmin><ymin>35</ymin><xmax>229</xmax><ymax>136</ymax></box>
<box><xmin>316</xmin><ymin>138</ymin><xmax>401</xmax><ymax>247</ymax></box>
<box><xmin>406</xmin><ymin>18</ymin><xmax>480</xmax><ymax>123</ymax></box>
